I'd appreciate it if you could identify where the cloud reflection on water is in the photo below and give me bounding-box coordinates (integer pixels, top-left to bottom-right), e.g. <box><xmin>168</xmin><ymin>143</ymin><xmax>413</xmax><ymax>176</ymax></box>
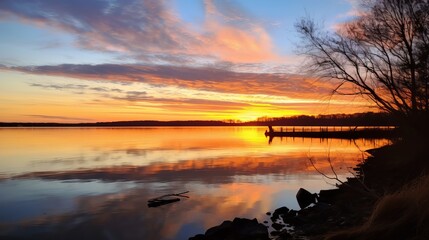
<box><xmin>16</xmin><ymin>153</ymin><xmax>358</xmax><ymax>184</ymax></box>
<box><xmin>0</xmin><ymin>179</ymin><xmax>322</xmax><ymax>240</ymax></box>
<box><xmin>0</xmin><ymin>127</ymin><xmax>390</xmax><ymax>239</ymax></box>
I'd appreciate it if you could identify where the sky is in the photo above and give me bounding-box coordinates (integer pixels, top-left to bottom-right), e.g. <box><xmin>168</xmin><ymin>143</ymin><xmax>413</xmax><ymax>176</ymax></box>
<box><xmin>0</xmin><ymin>0</ymin><xmax>374</xmax><ymax>123</ymax></box>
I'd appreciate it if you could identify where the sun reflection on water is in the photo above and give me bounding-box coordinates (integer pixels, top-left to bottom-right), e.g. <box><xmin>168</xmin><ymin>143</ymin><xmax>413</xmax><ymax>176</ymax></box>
<box><xmin>0</xmin><ymin>127</ymin><xmax>390</xmax><ymax>239</ymax></box>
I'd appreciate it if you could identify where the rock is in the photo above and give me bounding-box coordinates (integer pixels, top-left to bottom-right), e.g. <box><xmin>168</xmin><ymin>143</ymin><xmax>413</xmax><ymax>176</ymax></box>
<box><xmin>296</xmin><ymin>188</ymin><xmax>318</xmax><ymax>209</ymax></box>
<box><xmin>266</xmin><ymin>211</ymin><xmax>272</xmax><ymax>216</ymax></box>
<box><xmin>188</xmin><ymin>234</ymin><xmax>206</xmax><ymax>240</ymax></box>
<box><xmin>277</xmin><ymin>229</ymin><xmax>292</xmax><ymax>239</ymax></box>
<box><xmin>274</xmin><ymin>206</ymin><xmax>290</xmax><ymax>216</ymax></box>
<box><xmin>287</xmin><ymin>202</ymin><xmax>341</xmax><ymax>236</ymax></box>
<box><xmin>204</xmin><ymin>220</ymin><xmax>232</xmax><ymax>239</ymax></box>
<box><xmin>271</xmin><ymin>206</ymin><xmax>290</xmax><ymax>222</ymax></box>
<box><xmin>230</xmin><ymin>218</ymin><xmax>268</xmax><ymax>239</ymax></box>
<box><xmin>318</xmin><ymin>189</ymin><xmax>341</xmax><ymax>204</ymax></box>
<box><xmin>271</xmin><ymin>222</ymin><xmax>285</xmax><ymax>231</ymax></box>
<box><xmin>281</xmin><ymin>210</ymin><xmax>298</xmax><ymax>224</ymax></box>
<box><xmin>189</xmin><ymin>218</ymin><xmax>269</xmax><ymax>240</ymax></box>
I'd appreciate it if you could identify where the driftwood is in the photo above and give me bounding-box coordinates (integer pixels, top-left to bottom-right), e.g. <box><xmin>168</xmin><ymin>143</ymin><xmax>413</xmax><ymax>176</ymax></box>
<box><xmin>147</xmin><ymin>191</ymin><xmax>189</xmax><ymax>208</ymax></box>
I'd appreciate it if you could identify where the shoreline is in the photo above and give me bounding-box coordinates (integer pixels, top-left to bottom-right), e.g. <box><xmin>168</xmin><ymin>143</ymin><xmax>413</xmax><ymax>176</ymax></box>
<box><xmin>190</xmin><ymin>138</ymin><xmax>429</xmax><ymax>239</ymax></box>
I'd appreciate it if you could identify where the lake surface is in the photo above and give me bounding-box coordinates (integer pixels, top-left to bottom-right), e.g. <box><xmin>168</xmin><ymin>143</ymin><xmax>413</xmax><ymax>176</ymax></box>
<box><xmin>0</xmin><ymin>127</ymin><xmax>389</xmax><ymax>239</ymax></box>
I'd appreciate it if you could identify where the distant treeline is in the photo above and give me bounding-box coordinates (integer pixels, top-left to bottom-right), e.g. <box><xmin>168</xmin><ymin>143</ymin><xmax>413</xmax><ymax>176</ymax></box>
<box><xmin>0</xmin><ymin>120</ymin><xmax>232</xmax><ymax>127</ymax></box>
<box><xmin>247</xmin><ymin>112</ymin><xmax>398</xmax><ymax>126</ymax></box>
<box><xmin>0</xmin><ymin>112</ymin><xmax>397</xmax><ymax>127</ymax></box>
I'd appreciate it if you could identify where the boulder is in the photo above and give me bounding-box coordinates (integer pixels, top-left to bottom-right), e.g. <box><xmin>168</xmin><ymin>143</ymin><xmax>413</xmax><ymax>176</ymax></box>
<box><xmin>189</xmin><ymin>217</ymin><xmax>269</xmax><ymax>240</ymax></box>
<box><xmin>296</xmin><ymin>188</ymin><xmax>318</xmax><ymax>209</ymax></box>
<box><xmin>271</xmin><ymin>222</ymin><xmax>285</xmax><ymax>231</ymax></box>
<box><xmin>188</xmin><ymin>234</ymin><xmax>205</xmax><ymax>240</ymax></box>
<box><xmin>318</xmin><ymin>189</ymin><xmax>340</xmax><ymax>204</ymax></box>
<box><xmin>271</xmin><ymin>206</ymin><xmax>290</xmax><ymax>222</ymax></box>
<box><xmin>281</xmin><ymin>209</ymin><xmax>298</xmax><ymax>224</ymax></box>
<box><xmin>276</xmin><ymin>229</ymin><xmax>292</xmax><ymax>239</ymax></box>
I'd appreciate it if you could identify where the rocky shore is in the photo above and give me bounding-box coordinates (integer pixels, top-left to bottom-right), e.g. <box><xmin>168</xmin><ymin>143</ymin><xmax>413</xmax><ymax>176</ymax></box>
<box><xmin>189</xmin><ymin>138</ymin><xmax>429</xmax><ymax>240</ymax></box>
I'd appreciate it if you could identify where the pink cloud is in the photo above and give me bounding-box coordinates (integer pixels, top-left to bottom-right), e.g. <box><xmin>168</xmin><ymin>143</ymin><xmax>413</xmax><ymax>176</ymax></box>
<box><xmin>3</xmin><ymin>63</ymin><xmax>338</xmax><ymax>99</ymax></box>
<box><xmin>0</xmin><ymin>0</ymin><xmax>278</xmax><ymax>64</ymax></box>
<box><xmin>205</xmin><ymin>25</ymin><xmax>275</xmax><ymax>62</ymax></box>
<box><xmin>199</xmin><ymin>0</ymin><xmax>276</xmax><ymax>63</ymax></box>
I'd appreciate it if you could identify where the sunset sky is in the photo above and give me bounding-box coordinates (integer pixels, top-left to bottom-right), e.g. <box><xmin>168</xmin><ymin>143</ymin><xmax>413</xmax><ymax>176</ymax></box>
<box><xmin>0</xmin><ymin>0</ymin><xmax>374</xmax><ymax>122</ymax></box>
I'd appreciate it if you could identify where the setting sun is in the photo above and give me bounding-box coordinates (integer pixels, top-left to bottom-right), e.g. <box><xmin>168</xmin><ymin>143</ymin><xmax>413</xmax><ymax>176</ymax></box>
<box><xmin>235</xmin><ymin>106</ymin><xmax>301</xmax><ymax>122</ymax></box>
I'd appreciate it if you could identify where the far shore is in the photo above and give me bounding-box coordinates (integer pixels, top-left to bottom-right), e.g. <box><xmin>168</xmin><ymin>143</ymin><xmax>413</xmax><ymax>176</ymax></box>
<box><xmin>0</xmin><ymin>112</ymin><xmax>399</xmax><ymax>128</ymax></box>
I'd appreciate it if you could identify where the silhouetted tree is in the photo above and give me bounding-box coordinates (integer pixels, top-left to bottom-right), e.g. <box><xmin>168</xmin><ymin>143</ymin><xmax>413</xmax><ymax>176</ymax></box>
<box><xmin>296</xmin><ymin>0</ymin><xmax>429</xmax><ymax>128</ymax></box>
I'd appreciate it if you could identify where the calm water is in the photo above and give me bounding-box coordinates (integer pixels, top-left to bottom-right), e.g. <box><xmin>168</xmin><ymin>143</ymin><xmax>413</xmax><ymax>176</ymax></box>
<box><xmin>0</xmin><ymin>127</ymin><xmax>389</xmax><ymax>239</ymax></box>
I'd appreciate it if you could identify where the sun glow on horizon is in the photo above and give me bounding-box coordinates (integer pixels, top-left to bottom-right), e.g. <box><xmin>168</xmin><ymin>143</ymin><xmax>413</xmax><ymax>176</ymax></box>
<box><xmin>0</xmin><ymin>1</ymin><xmax>369</xmax><ymax>122</ymax></box>
<box><xmin>234</xmin><ymin>106</ymin><xmax>301</xmax><ymax>122</ymax></box>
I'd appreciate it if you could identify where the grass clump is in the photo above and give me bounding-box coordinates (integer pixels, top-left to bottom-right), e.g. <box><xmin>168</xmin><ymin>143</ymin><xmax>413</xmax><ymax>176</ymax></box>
<box><xmin>327</xmin><ymin>174</ymin><xmax>429</xmax><ymax>240</ymax></box>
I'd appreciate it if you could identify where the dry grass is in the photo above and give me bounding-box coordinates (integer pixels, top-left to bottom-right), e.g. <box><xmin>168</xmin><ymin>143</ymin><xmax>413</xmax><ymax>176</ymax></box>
<box><xmin>326</xmin><ymin>174</ymin><xmax>429</xmax><ymax>240</ymax></box>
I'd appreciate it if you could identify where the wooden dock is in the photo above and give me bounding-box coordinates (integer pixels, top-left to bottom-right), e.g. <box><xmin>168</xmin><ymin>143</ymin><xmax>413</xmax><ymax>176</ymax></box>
<box><xmin>264</xmin><ymin>126</ymin><xmax>399</xmax><ymax>139</ymax></box>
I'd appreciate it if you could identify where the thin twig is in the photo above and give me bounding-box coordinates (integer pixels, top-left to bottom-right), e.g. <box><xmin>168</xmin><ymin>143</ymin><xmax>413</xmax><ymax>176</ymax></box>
<box><xmin>308</xmin><ymin>156</ymin><xmax>345</xmax><ymax>184</ymax></box>
<box><xmin>148</xmin><ymin>191</ymin><xmax>190</xmax><ymax>202</ymax></box>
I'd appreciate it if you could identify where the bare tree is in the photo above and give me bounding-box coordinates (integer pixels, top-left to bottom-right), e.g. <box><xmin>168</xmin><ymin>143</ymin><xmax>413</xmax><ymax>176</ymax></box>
<box><xmin>296</xmin><ymin>0</ymin><xmax>429</xmax><ymax>127</ymax></box>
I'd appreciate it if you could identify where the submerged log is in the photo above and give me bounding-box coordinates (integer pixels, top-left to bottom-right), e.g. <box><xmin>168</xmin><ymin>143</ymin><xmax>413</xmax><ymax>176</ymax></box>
<box><xmin>148</xmin><ymin>191</ymin><xmax>189</xmax><ymax>208</ymax></box>
<box><xmin>148</xmin><ymin>198</ymin><xmax>180</xmax><ymax>208</ymax></box>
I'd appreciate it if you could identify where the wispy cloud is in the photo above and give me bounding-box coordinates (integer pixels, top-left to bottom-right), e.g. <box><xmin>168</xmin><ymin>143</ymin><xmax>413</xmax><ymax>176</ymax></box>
<box><xmin>23</xmin><ymin>114</ymin><xmax>93</xmax><ymax>122</ymax></box>
<box><xmin>29</xmin><ymin>82</ymin><xmax>123</xmax><ymax>93</ymax></box>
<box><xmin>5</xmin><ymin>63</ymin><xmax>336</xmax><ymax>99</ymax></box>
<box><xmin>0</xmin><ymin>0</ymin><xmax>278</xmax><ymax>64</ymax></box>
<box><xmin>330</xmin><ymin>0</ymin><xmax>366</xmax><ymax>31</ymax></box>
<box><xmin>29</xmin><ymin>83</ymin><xmax>88</xmax><ymax>90</ymax></box>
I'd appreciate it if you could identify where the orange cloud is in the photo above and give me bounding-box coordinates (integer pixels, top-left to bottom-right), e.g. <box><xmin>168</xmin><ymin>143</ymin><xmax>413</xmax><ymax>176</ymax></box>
<box><xmin>0</xmin><ymin>0</ymin><xmax>278</xmax><ymax>64</ymax></box>
<box><xmin>0</xmin><ymin>63</ymin><xmax>375</xmax><ymax>122</ymax></box>
<box><xmin>206</xmin><ymin>25</ymin><xmax>275</xmax><ymax>63</ymax></box>
<box><xmin>2</xmin><ymin>64</ymin><xmax>338</xmax><ymax>99</ymax></box>
<box><xmin>199</xmin><ymin>0</ymin><xmax>276</xmax><ymax>63</ymax></box>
